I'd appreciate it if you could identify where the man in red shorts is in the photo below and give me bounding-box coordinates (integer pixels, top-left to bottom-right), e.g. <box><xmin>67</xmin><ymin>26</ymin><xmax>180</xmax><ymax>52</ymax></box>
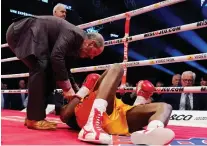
<box><xmin>60</xmin><ymin>64</ymin><xmax>174</xmax><ymax>145</ymax></box>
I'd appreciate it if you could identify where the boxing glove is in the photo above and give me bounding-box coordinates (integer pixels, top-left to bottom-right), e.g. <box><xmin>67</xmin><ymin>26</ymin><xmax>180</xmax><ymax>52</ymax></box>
<box><xmin>75</xmin><ymin>73</ymin><xmax>100</xmax><ymax>99</ymax></box>
<box><xmin>133</xmin><ymin>80</ymin><xmax>155</xmax><ymax>105</ymax></box>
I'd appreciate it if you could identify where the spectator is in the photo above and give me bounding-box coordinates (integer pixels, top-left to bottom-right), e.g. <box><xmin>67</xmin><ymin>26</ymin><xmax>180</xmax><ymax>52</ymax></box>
<box><xmin>161</xmin><ymin>71</ymin><xmax>206</xmax><ymax>110</ymax></box>
<box><xmin>155</xmin><ymin>81</ymin><xmax>164</xmax><ymax>87</ymax></box>
<box><xmin>53</xmin><ymin>3</ymin><xmax>67</xmax><ymax>19</ymax></box>
<box><xmin>200</xmin><ymin>74</ymin><xmax>207</xmax><ymax>86</ymax></box>
<box><xmin>1</xmin><ymin>83</ymin><xmax>5</xmax><ymax>109</ymax></box>
<box><xmin>171</xmin><ymin>74</ymin><xmax>181</xmax><ymax>87</ymax></box>
<box><xmin>1</xmin><ymin>82</ymin><xmax>9</xmax><ymax>109</ymax></box>
<box><xmin>8</xmin><ymin>80</ymin><xmax>28</xmax><ymax>110</ymax></box>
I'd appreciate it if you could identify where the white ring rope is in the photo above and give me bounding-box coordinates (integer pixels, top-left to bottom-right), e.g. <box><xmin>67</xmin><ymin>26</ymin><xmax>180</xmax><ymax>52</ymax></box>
<box><xmin>78</xmin><ymin>0</ymin><xmax>185</xmax><ymax>29</ymax></box>
<box><xmin>1</xmin><ymin>53</ymin><xmax>206</xmax><ymax>78</ymax></box>
<box><xmin>104</xmin><ymin>20</ymin><xmax>207</xmax><ymax>46</ymax></box>
<box><xmin>1</xmin><ymin>73</ymin><xmax>29</xmax><ymax>78</ymax></box>
<box><xmin>1</xmin><ymin>57</ymin><xmax>18</xmax><ymax>62</ymax></box>
<box><xmin>117</xmin><ymin>86</ymin><xmax>207</xmax><ymax>93</ymax></box>
<box><xmin>70</xmin><ymin>53</ymin><xmax>207</xmax><ymax>73</ymax></box>
<box><xmin>1</xmin><ymin>0</ymin><xmax>185</xmax><ymax>48</ymax></box>
<box><xmin>1</xmin><ymin>43</ymin><xmax>9</xmax><ymax>48</ymax></box>
<box><xmin>1</xmin><ymin>20</ymin><xmax>206</xmax><ymax>63</ymax></box>
<box><xmin>2</xmin><ymin>86</ymin><xmax>206</xmax><ymax>94</ymax></box>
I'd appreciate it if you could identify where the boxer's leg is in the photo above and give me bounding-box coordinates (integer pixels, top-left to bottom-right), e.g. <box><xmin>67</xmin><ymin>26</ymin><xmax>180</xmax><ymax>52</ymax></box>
<box><xmin>126</xmin><ymin>103</ymin><xmax>172</xmax><ymax>132</ymax></box>
<box><xmin>78</xmin><ymin>64</ymin><xmax>124</xmax><ymax>144</ymax></box>
<box><xmin>126</xmin><ymin>103</ymin><xmax>174</xmax><ymax>145</ymax></box>
<box><xmin>95</xmin><ymin>64</ymin><xmax>124</xmax><ymax>115</ymax></box>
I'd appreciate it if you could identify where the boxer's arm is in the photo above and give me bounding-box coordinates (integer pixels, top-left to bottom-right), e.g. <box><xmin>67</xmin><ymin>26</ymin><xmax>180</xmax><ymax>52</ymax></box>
<box><xmin>93</xmin><ymin>69</ymin><xmax>108</xmax><ymax>91</ymax></box>
<box><xmin>51</xmin><ymin>33</ymin><xmax>75</xmax><ymax>92</ymax></box>
<box><xmin>60</xmin><ymin>97</ymin><xmax>80</xmax><ymax>123</ymax></box>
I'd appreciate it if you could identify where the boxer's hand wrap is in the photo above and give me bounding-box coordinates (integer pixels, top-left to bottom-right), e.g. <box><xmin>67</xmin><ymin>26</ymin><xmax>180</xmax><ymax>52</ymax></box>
<box><xmin>136</xmin><ymin>80</ymin><xmax>155</xmax><ymax>100</ymax></box>
<box><xmin>75</xmin><ymin>73</ymin><xmax>100</xmax><ymax>99</ymax></box>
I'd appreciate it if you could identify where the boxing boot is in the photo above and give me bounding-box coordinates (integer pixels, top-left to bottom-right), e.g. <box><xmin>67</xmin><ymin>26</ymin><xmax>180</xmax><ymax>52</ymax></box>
<box><xmin>131</xmin><ymin>127</ymin><xmax>175</xmax><ymax>145</ymax></box>
<box><xmin>78</xmin><ymin>99</ymin><xmax>112</xmax><ymax>144</ymax></box>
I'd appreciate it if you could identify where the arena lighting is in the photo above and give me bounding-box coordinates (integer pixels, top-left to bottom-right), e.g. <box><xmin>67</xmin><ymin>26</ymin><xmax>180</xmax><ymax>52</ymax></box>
<box><xmin>137</xmin><ymin>0</ymin><xmax>207</xmax><ymax>53</ymax></box>
<box><xmin>64</xmin><ymin>5</ymin><xmax>72</xmax><ymax>10</ymax></box>
<box><xmin>112</xmin><ymin>47</ymin><xmax>175</xmax><ymax>75</ymax></box>
<box><xmin>128</xmin><ymin>50</ymin><xmax>175</xmax><ymax>75</ymax></box>
<box><xmin>86</xmin><ymin>26</ymin><xmax>103</xmax><ymax>33</ymax></box>
<box><xmin>165</xmin><ymin>47</ymin><xmax>207</xmax><ymax>73</ymax></box>
<box><xmin>110</xmin><ymin>33</ymin><xmax>119</xmax><ymax>38</ymax></box>
<box><xmin>191</xmin><ymin>0</ymin><xmax>206</xmax><ymax>8</ymax></box>
<box><xmin>158</xmin><ymin>9</ymin><xmax>207</xmax><ymax>53</ymax></box>
<box><xmin>140</xmin><ymin>37</ymin><xmax>207</xmax><ymax>73</ymax></box>
<box><xmin>86</xmin><ymin>27</ymin><xmax>99</xmax><ymax>33</ymax></box>
<box><xmin>201</xmin><ymin>0</ymin><xmax>205</xmax><ymax>6</ymax></box>
<box><xmin>41</xmin><ymin>0</ymin><xmax>48</xmax><ymax>3</ymax></box>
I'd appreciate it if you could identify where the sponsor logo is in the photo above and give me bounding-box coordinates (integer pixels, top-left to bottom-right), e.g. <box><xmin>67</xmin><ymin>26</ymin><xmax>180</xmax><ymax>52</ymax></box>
<box><xmin>105</xmin><ymin>37</ymin><xmax>133</xmax><ymax>45</ymax></box>
<box><xmin>105</xmin><ymin>39</ymin><xmax>123</xmax><ymax>45</ymax></box>
<box><xmin>126</xmin><ymin>61</ymin><xmax>139</xmax><ymax>67</ymax></box>
<box><xmin>97</xmin><ymin>65</ymin><xmax>110</xmax><ymax>70</ymax></box>
<box><xmin>93</xmin><ymin>66</ymin><xmax>97</xmax><ymax>70</ymax></box>
<box><xmin>155</xmin><ymin>58</ymin><xmax>175</xmax><ymax>64</ymax></box>
<box><xmin>144</xmin><ymin>26</ymin><xmax>181</xmax><ymax>38</ymax></box>
<box><xmin>156</xmin><ymin>87</ymin><xmax>184</xmax><ymax>93</ymax></box>
<box><xmin>194</xmin><ymin>54</ymin><xmax>207</xmax><ymax>59</ymax></box>
<box><xmin>79</xmin><ymin>68</ymin><xmax>87</xmax><ymax>71</ymax></box>
<box><xmin>149</xmin><ymin>60</ymin><xmax>155</xmax><ymax>64</ymax></box>
<box><xmin>170</xmin><ymin>114</ymin><xmax>193</xmax><ymax>121</ymax></box>
<box><xmin>124</xmin><ymin>36</ymin><xmax>133</xmax><ymax>42</ymax></box>
<box><xmin>187</xmin><ymin>55</ymin><xmax>194</xmax><ymax>60</ymax></box>
<box><xmin>7</xmin><ymin>90</ymin><xmax>27</xmax><ymax>93</ymax></box>
<box><xmin>171</xmin><ymin>138</ymin><xmax>207</xmax><ymax>145</ymax></box>
<box><xmin>197</xmin><ymin>20</ymin><xmax>207</xmax><ymax>27</ymax></box>
<box><xmin>112</xmin><ymin>136</ymin><xmax>207</xmax><ymax>145</ymax></box>
<box><xmin>154</xmin><ymin>3</ymin><xmax>160</xmax><ymax>8</ymax></box>
<box><xmin>131</xmin><ymin>7</ymin><xmax>144</xmax><ymax>15</ymax></box>
<box><xmin>194</xmin><ymin>116</ymin><xmax>207</xmax><ymax>120</ymax></box>
<box><xmin>98</xmin><ymin>20</ymin><xmax>102</xmax><ymax>24</ymax></box>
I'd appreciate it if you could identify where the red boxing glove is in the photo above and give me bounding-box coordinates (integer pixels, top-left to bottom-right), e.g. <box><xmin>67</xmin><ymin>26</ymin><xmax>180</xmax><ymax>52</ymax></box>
<box><xmin>134</xmin><ymin>80</ymin><xmax>155</xmax><ymax>105</ymax></box>
<box><xmin>75</xmin><ymin>73</ymin><xmax>100</xmax><ymax>99</ymax></box>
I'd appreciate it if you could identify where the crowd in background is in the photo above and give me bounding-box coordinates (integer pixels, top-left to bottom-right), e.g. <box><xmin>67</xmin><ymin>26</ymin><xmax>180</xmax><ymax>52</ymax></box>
<box><xmin>1</xmin><ymin>70</ymin><xmax>207</xmax><ymax>112</ymax></box>
<box><xmin>118</xmin><ymin>71</ymin><xmax>207</xmax><ymax>111</ymax></box>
